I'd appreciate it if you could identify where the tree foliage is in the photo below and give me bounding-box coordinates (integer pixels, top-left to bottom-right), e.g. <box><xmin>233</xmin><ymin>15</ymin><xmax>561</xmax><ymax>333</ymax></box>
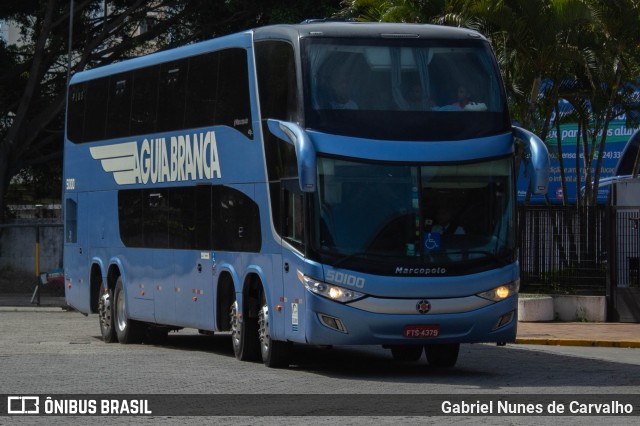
<box><xmin>0</xmin><ymin>0</ymin><xmax>342</xmax><ymax>220</ymax></box>
<box><xmin>338</xmin><ymin>0</ymin><xmax>448</xmax><ymax>22</ymax></box>
<box><xmin>342</xmin><ymin>0</ymin><xmax>640</xmax><ymax>206</ymax></box>
<box><xmin>2</xmin><ymin>0</ymin><xmax>638</xmax><ymax>219</ymax></box>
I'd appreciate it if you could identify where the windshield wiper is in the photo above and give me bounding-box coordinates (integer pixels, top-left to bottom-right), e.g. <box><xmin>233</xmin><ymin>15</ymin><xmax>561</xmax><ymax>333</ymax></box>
<box><xmin>331</xmin><ymin>252</ymin><xmax>388</xmax><ymax>269</ymax></box>
<box><xmin>441</xmin><ymin>250</ymin><xmax>510</xmax><ymax>266</ymax></box>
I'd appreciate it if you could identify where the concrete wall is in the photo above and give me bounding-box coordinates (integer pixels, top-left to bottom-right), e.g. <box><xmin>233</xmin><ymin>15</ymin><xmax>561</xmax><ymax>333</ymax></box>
<box><xmin>0</xmin><ymin>222</ymin><xmax>63</xmax><ymax>274</ymax></box>
<box><xmin>519</xmin><ymin>295</ymin><xmax>608</xmax><ymax>322</ymax></box>
<box><xmin>518</xmin><ymin>297</ymin><xmax>554</xmax><ymax>322</ymax></box>
<box><xmin>552</xmin><ymin>295</ymin><xmax>607</xmax><ymax>322</ymax></box>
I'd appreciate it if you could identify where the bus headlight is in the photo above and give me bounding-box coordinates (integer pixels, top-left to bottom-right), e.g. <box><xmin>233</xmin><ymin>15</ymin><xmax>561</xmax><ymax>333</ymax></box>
<box><xmin>297</xmin><ymin>271</ymin><xmax>365</xmax><ymax>303</ymax></box>
<box><xmin>477</xmin><ymin>280</ymin><xmax>519</xmax><ymax>302</ymax></box>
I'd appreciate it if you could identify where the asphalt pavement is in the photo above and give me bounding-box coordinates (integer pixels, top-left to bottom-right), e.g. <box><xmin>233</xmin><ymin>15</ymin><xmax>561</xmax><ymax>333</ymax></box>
<box><xmin>1</xmin><ymin>293</ymin><xmax>639</xmax><ymax>348</ymax></box>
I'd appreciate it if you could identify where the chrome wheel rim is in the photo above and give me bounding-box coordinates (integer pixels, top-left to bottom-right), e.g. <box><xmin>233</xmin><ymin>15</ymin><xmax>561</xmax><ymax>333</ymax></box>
<box><xmin>116</xmin><ymin>290</ymin><xmax>126</xmax><ymax>332</ymax></box>
<box><xmin>98</xmin><ymin>291</ymin><xmax>111</xmax><ymax>330</ymax></box>
<box><xmin>230</xmin><ymin>301</ymin><xmax>241</xmax><ymax>351</ymax></box>
<box><xmin>258</xmin><ymin>303</ymin><xmax>270</xmax><ymax>356</ymax></box>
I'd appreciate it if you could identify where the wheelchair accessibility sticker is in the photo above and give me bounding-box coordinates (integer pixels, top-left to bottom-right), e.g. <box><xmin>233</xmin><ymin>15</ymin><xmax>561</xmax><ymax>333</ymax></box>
<box><xmin>423</xmin><ymin>232</ymin><xmax>441</xmax><ymax>251</ymax></box>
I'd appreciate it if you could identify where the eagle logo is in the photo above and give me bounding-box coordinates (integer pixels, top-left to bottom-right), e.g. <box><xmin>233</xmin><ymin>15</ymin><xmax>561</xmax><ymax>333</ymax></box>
<box><xmin>90</xmin><ymin>142</ymin><xmax>139</xmax><ymax>185</ymax></box>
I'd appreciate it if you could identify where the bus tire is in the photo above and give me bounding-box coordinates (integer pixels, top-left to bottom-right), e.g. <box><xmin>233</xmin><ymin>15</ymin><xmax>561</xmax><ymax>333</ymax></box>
<box><xmin>114</xmin><ymin>277</ymin><xmax>143</xmax><ymax>344</ymax></box>
<box><xmin>389</xmin><ymin>344</ymin><xmax>423</xmax><ymax>361</ymax></box>
<box><xmin>258</xmin><ymin>296</ymin><xmax>291</xmax><ymax>368</ymax></box>
<box><xmin>424</xmin><ymin>343</ymin><xmax>459</xmax><ymax>367</ymax></box>
<box><xmin>230</xmin><ymin>299</ymin><xmax>260</xmax><ymax>361</ymax></box>
<box><xmin>98</xmin><ymin>284</ymin><xmax>117</xmax><ymax>343</ymax></box>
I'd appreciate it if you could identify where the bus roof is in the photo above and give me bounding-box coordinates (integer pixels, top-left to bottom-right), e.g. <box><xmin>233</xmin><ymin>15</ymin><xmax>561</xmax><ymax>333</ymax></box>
<box><xmin>69</xmin><ymin>31</ymin><xmax>253</xmax><ymax>84</ymax></box>
<box><xmin>70</xmin><ymin>22</ymin><xmax>484</xmax><ymax>85</ymax></box>
<box><xmin>254</xmin><ymin>21</ymin><xmax>485</xmax><ymax>41</ymax></box>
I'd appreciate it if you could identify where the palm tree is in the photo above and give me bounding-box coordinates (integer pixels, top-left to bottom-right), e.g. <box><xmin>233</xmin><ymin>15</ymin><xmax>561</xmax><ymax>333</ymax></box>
<box><xmin>576</xmin><ymin>0</ymin><xmax>640</xmax><ymax>206</ymax></box>
<box><xmin>414</xmin><ymin>0</ymin><xmax>639</xmax><ymax>207</ymax></box>
<box><xmin>337</xmin><ymin>0</ymin><xmax>448</xmax><ymax>22</ymax></box>
<box><xmin>339</xmin><ymin>0</ymin><xmax>640</xmax><ymax>206</ymax></box>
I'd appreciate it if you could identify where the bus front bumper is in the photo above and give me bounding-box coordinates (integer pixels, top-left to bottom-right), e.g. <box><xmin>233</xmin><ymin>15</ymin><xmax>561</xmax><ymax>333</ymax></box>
<box><xmin>303</xmin><ymin>292</ymin><xmax>518</xmax><ymax>346</ymax></box>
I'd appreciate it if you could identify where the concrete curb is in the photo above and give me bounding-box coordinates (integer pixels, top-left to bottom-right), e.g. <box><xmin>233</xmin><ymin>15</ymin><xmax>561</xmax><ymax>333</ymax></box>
<box><xmin>0</xmin><ymin>306</ymin><xmax>68</xmax><ymax>313</ymax></box>
<box><xmin>515</xmin><ymin>338</ymin><xmax>640</xmax><ymax>348</ymax></box>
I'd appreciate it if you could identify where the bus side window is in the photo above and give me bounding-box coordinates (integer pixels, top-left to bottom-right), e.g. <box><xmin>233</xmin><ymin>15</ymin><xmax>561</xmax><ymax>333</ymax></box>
<box><xmin>143</xmin><ymin>189</ymin><xmax>169</xmax><ymax>248</ymax></box>
<box><xmin>67</xmin><ymin>84</ymin><xmax>86</xmax><ymax>142</ymax></box>
<box><xmin>131</xmin><ymin>66</ymin><xmax>159</xmax><ymax>136</ymax></box>
<box><xmin>65</xmin><ymin>198</ymin><xmax>78</xmax><ymax>243</ymax></box>
<box><xmin>157</xmin><ymin>59</ymin><xmax>188</xmax><ymax>133</ymax></box>
<box><xmin>185</xmin><ymin>52</ymin><xmax>219</xmax><ymax>129</ymax></box>
<box><xmin>217</xmin><ymin>49</ymin><xmax>252</xmax><ymax>138</ymax></box>
<box><xmin>106</xmin><ymin>72</ymin><xmax>133</xmax><ymax>139</ymax></box>
<box><xmin>282</xmin><ymin>179</ymin><xmax>305</xmax><ymax>251</ymax></box>
<box><xmin>118</xmin><ymin>189</ymin><xmax>144</xmax><ymax>247</ymax></box>
<box><xmin>212</xmin><ymin>186</ymin><xmax>261</xmax><ymax>252</ymax></box>
<box><xmin>166</xmin><ymin>186</ymin><xmax>213</xmax><ymax>250</ymax></box>
<box><xmin>255</xmin><ymin>40</ymin><xmax>298</xmax><ymax>122</ymax></box>
<box><xmin>194</xmin><ymin>186</ymin><xmax>213</xmax><ymax>250</ymax></box>
<box><xmin>84</xmin><ymin>78</ymin><xmax>108</xmax><ymax>142</ymax></box>
<box><xmin>168</xmin><ymin>187</ymin><xmax>196</xmax><ymax>250</ymax></box>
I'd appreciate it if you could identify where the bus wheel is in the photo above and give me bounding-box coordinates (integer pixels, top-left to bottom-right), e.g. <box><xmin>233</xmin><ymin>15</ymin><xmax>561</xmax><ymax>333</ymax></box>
<box><xmin>98</xmin><ymin>286</ymin><xmax>117</xmax><ymax>343</ymax></box>
<box><xmin>114</xmin><ymin>277</ymin><xmax>143</xmax><ymax>344</ymax></box>
<box><xmin>424</xmin><ymin>343</ymin><xmax>459</xmax><ymax>367</ymax></box>
<box><xmin>258</xmin><ymin>296</ymin><xmax>291</xmax><ymax>368</ymax></box>
<box><xmin>389</xmin><ymin>345</ymin><xmax>423</xmax><ymax>361</ymax></box>
<box><xmin>229</xmin><ymin>300</ymin><xmax>260</xmax><ymax>361</ymax></box>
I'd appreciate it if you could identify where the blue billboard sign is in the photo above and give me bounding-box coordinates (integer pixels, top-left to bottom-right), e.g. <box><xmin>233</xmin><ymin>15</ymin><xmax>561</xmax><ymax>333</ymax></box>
<box><xmin>517</xmin><ymin>119</ymin><xmax>639</xmax><ymax>204</ymax></box>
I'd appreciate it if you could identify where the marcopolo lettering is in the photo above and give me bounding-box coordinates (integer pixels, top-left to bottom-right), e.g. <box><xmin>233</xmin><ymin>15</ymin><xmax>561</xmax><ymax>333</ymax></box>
<box><xmin>395</xmin><ymin>266</ymin><xmax>447</xmax><ymax>275</ymax></box>
<box><xmin>90</xmin><ymin>130</ymin><xmax>221</xmax><ymax>185</ymax></box>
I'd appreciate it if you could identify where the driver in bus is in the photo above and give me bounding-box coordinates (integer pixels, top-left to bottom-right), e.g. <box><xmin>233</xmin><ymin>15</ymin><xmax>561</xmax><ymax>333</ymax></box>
<box><xmin>431</xmin><ymin>207</ymin><xmax>465</xmax><ymax>235</ymax></box>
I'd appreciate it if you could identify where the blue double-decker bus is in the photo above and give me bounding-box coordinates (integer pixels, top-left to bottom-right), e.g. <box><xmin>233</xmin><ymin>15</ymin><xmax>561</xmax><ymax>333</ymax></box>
<box><xmin>63</xmin><ymin>22</ymin><xmax>549</xmax><ymax>368</ymax></box>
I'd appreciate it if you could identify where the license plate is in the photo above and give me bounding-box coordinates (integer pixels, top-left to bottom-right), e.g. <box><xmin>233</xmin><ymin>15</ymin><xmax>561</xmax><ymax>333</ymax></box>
<box><xmin>404</xmin><ymin>325</ymin><xmax>440</xmax><ymax>338</ymax></box>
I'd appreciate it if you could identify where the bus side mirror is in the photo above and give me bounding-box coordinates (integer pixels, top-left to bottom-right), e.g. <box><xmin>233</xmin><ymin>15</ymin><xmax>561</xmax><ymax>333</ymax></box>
<box><xmin>267</xmin><ymin>119</ymin><xmax>317</xmax><ymax>192</ymax></box>
<box><xmin>513</xmin><ymin>126</ymin><xmax>550</xmax><ymax>195</ymax></box>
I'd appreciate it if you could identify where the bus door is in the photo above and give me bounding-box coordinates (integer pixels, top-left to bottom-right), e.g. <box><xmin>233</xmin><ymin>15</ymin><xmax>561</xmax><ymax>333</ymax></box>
<box><xmin>280</xmin><ymin>178</ymin><xmax>307</xmax><ymax>339</ymax></box>
<box><xmin>151</xmin><ymin>249</ymin><xmax>176</xmax><ymax>325</ymax></box>
<box><xmin>64</xmin><ymin>193</ymin><xmax>90</xmax><ymax>313</ymax></box>
<box><xmin>156</xmin><ymin>185</ymin><xmax>213</xmax><ymax>330</ymax></box>
<box><xmin>172</xmin><ymin>249</ymin><xmax>213</xmax><ymax>329</ymax></box>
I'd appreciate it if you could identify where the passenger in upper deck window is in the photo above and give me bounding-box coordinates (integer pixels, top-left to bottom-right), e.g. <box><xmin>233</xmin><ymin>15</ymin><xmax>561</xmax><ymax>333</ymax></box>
<box><xmin>329</xmin><ymin>73</ymin><xmax>358</xmax><ymax>110</ymax></box>
<box><xmin>450</xmin><ymin>84</ymin><xmax>487</xmax><ymax>111</ymax></box>
<box><xmin>453</xmin><ymin>85</ymin><xmax>473</xmax><ymax>109</ymax></box>
<box><xmin>406</xmin><ymin>84</ymin><xmax>434</xmax><ymax>110</ymax></box>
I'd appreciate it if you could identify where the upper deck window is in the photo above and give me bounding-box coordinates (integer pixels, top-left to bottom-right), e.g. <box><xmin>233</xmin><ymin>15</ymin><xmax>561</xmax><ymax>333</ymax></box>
<box><xmin>302</xmin><ymin>38</ymin><xmax>510</xmax><ymax>141</ymax></box>
<box><xmin>67</xmin><ymin>48</ymin><xmax>252</xmax><ymax>143</ymax></box>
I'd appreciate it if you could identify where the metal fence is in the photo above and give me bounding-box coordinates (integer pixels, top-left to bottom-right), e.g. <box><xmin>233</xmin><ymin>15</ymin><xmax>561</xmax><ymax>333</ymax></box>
<box><xmin>611</xmin><ymin>207</ymin><xmax>640</xmax><ymax>289</ymax></box>
<box><xmin>517</xmin><ymin>205</ymin><xmax>608</xmax><ymax>295</ymax></box>
<box><xmin>0</xmin><ymin>210</ymin><xmax>613</xmax><ymax>296</ymax></box>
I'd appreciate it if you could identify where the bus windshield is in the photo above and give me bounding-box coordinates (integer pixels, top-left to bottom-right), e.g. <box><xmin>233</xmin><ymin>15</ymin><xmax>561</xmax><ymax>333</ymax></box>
<box><xmin>312</xmin><ymin>157</ymin><xmax>514</xmax><ymax>274</ymax></box>
<box><xmin>303</xmin><ymin>38</ymin><xmax>510</xmax><ymax>141</ymax></box>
